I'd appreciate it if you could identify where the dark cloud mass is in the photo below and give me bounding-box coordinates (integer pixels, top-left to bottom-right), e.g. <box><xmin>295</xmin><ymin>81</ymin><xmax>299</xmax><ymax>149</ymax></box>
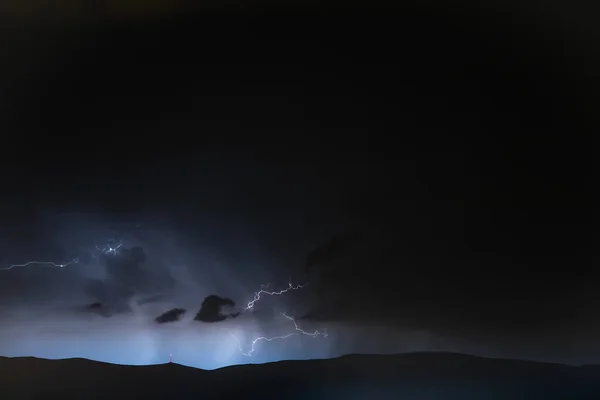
<box><xmin>81</xmin><ymin>301</ymin><xmax>132</xmax><ymax>318</ymax></box>
<box><xmin>0</xmin><ymin>0</ymin><xmax>595</xmax><ymax>371</ymax></box>
<box><xmin>303</xmin><ymin>224</ymin><xmax>595</xmax><ymax>343</ymax></box>
<box><xmin>155</xmin><ymin>308</ymin><xmax>186</xmax><ymax>324</ymax></box>
<box><xmin>83</xmin><ymin>302</ymin><xmax>112</xmax><ymax>318</ymax></box>
<box><xmin>194</xmin><ymin>295</ymin><xmax>240</xmax><ymax>323</ymax></box>
<box><xmin>84</xmin><ymin>279</ymin><xmax>134</xmax><ymax>313</ymax></box>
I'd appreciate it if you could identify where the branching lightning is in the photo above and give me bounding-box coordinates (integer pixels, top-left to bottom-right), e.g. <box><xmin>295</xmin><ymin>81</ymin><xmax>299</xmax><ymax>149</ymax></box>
<box><xmin>231</xmin><ymin>312</ymin><xmax>327</xmax><ymax>357</ymax></box>
<box><xmin>230</xmin><ymin>330</ymin><xmax>297</xmax><ymax>357</ymax></box>
<box><xmin>243</xmin><ymin>281</ymin><xmax>304</xmax><ymax>310</ymax></box>
<box><xmin>0</xmin><ymin>258</ymin><xmax>79</xmax><ymax>271</ymax></box>
<box><xmin>94</xmin><ymin>241</ymin><xmax>123</xmax><ymax>256</ymax></box>
<box><xmin>282</xmin><ymin>312</ymin><xmax>328</xmax><ymax>338</ymax></box>
<box><xmin>0</xmin><ymin>240</ymin><xmax>121</xmax><ymax>272</ymax></box>
<box><xmin>0</xmin><ymin>235</ymin><xmax>326</xmax><ymax>360</ymax></box>
<box><xmin>232</xmin><ymin>281</ymin><xmax>328</xmax><ymax>357</ymax></box>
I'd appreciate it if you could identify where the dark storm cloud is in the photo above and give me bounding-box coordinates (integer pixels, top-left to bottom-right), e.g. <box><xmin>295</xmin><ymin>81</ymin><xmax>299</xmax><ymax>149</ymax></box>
<box><xmin>81</xmin><ymin>302</ymin><xmax>131</xmax><ymax>318</ymax></box>
<box><xmin>85</xmin><ymin>279</ymin><xmax>134</xmax><ymax>308</ymax></box>
<box><xmin>302</xmin><ymin>232</ymin><xmax>391</xmax><ymax>321</ymax></box>
<box><xmin>84</xmin><ymin>302</ymin><xmax>108</xmax><ymax>316</ymax></box>
<box><xmin>194</xmin><ymin>295</ymin><xmax>240</xmax><ymax>323</ymax></box>
<box><xmin>303</xmin><ymin>226</ymin><xmax>595</xmax><ymax>342</ymax></box>
<box><xmin>84</xmin><ymin>245</ymin><xmax>175</xmax><ymax>316</ymax></box>
<box><xmin>305</xmin><ymin>232</ymin><xmax>363</xmax><ymax>276</ymax></box>
<box><xmin>155</xmin><ymin>308</ymin><xmax>186</xmax><ymax>324</ymax></box>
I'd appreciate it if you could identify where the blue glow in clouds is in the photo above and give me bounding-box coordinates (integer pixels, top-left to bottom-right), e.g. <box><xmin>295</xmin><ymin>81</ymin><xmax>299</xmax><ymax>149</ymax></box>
<box><xmin>0</xmin><ymin>239</ymin><xmax>330</xmax><ymax>369</ymax></box>
<box><xmin>0</xmin><ymin>312</ymin><xmax>334</xmax><ymax>369</ymax></box>
<box><xmin>231</xmin><ymin>280</ymin><xmax>328</xmax><ymax>358</ymax></box>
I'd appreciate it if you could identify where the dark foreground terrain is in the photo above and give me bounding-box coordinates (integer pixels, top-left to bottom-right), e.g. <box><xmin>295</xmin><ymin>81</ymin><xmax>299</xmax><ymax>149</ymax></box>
<box><xmin>1</xmin><ymin>353</ymin><xmax>599</xmax><ymax>399</ymax></box>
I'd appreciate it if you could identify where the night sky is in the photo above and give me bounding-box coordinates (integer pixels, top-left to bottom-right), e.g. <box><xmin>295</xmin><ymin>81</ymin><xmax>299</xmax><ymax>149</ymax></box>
<box><xmin>0</xmin><ymin>0</ymin><xmax>595</xmax><ymax>369</ymax></box>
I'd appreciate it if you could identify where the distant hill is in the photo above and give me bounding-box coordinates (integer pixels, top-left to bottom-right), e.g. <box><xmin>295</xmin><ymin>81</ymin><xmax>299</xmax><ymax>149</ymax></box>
<box><xmin>1</xmin><ymin>352</ymin><xmax>599</xmax><ymax>399</ymax></box>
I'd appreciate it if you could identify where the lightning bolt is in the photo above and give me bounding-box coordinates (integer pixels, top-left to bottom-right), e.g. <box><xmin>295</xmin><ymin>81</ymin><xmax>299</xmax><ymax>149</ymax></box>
<box><xmin>1</xmin><ymin>238</ymin><xmax>327</xmax><ymax>360</ymax></box>
<box><xmin>243</xmin><ymin>281</ymin><xmax>305</xmax><ymax>310</ymax></box>
<box><xmin>94</xmin><ymin>241</ymin><xmax>123</xmax><ymax>256</ymax></box>
<box><xmin>0</xmin><ymin>240</ymin><xmax>121</xmax><ymax>272</ymax></box>
<box><xmin>231</xmin><ymin>312</ymin><xmax>327</xmax><ymax>357</ymax></box>
<box><xmin>230</xmin><ymin>331</ymin><xmax>297</xmax><ymax>357</ymax></box>
<box><xmin>282</xmin><ymin>312</ymin><xmax>328</xmax><ymax>338</ymax></box>
<box><xmin>231</xmin><ymin>281</ymin><xmax>327</xmax><ymax>357</ymax></box>
<box><xmin>0</xmin><ymin>258</ymin><xmax>79</xmax><ymax>271</ymax></box>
